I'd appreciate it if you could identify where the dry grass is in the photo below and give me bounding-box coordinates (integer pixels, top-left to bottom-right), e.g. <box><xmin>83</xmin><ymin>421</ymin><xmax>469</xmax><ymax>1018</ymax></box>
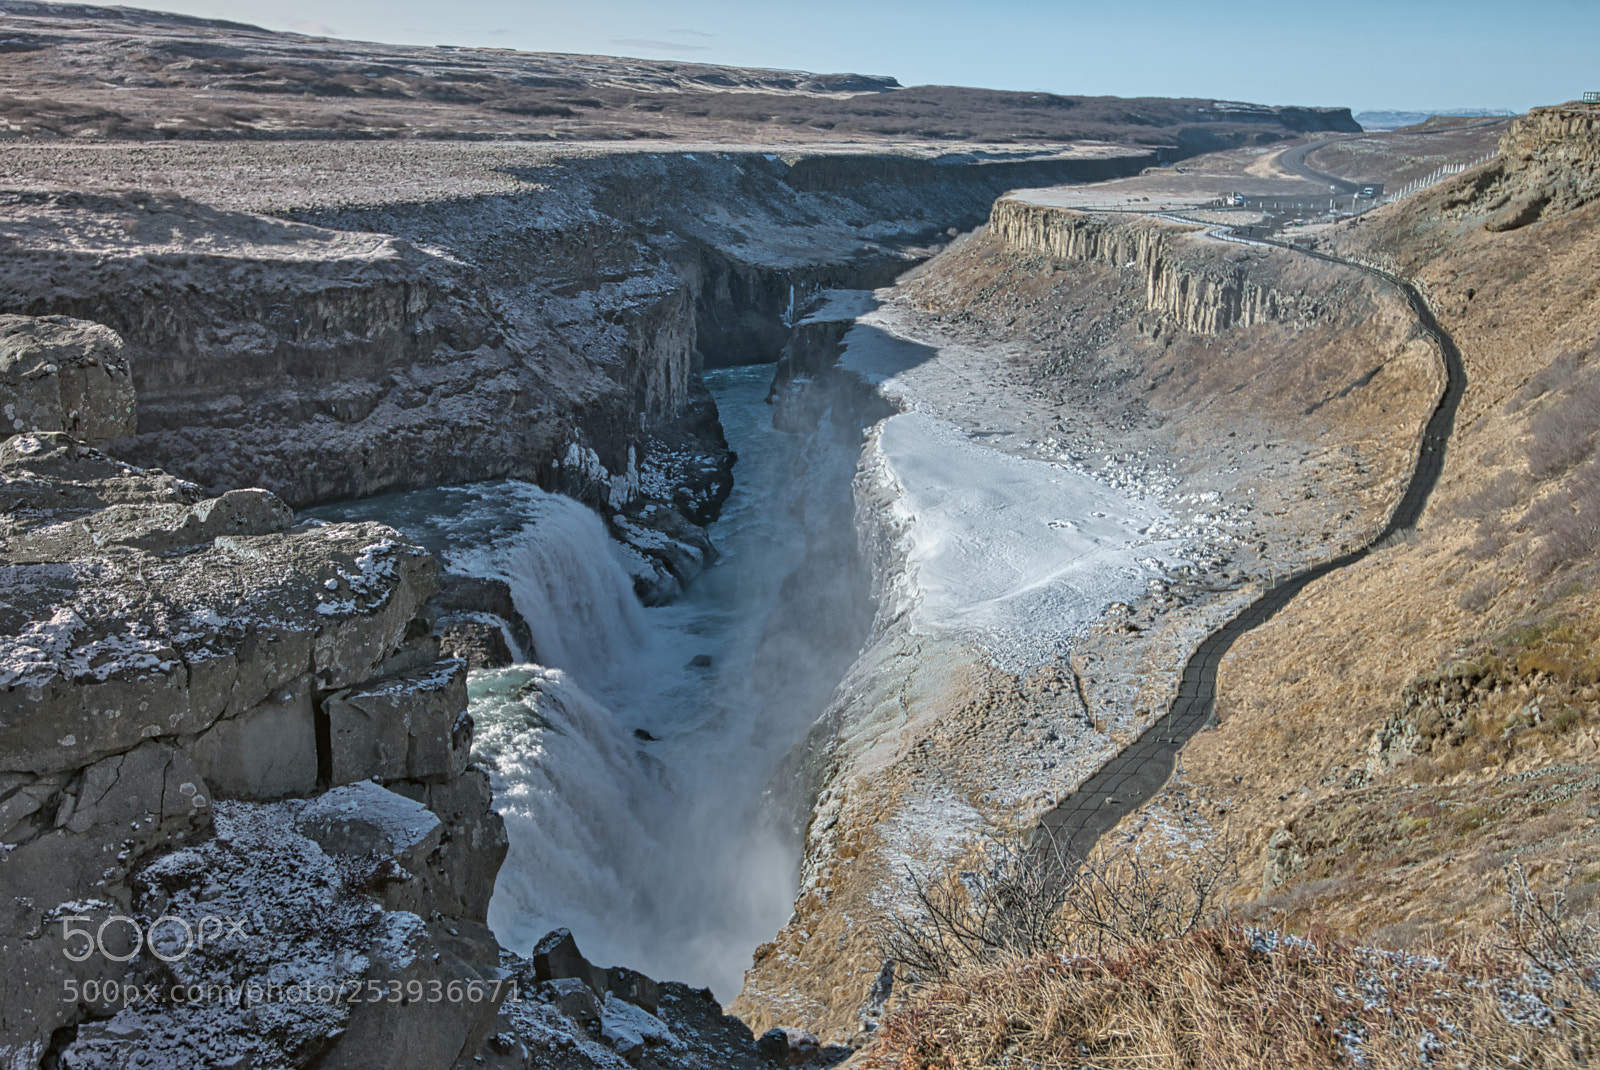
<box><xmin>880</xmin><ymin>838</ymin><xmax>1239</xmax><ymax>984</ymax></box>
<box><xmin>860</xmin><ymin>923</ymin><xmax>1600</xmax><ymax>1069</ymax></box>
<box><xmin>864</xmin><ymin>841</ymin><xmax>1600</xmax><ymax>1069</ymax></box>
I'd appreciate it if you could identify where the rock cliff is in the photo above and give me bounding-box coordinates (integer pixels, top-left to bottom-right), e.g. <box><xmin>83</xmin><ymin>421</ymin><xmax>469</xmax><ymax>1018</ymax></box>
<box><xmin>990</xmin><ymin>199</ymin><xmax>1327</xmax><ymax>334</ymax></box>
<box><xmin>1475</xmin><ymin>102</ymin><xmax>1600</xmax><ymax>231</ymax></box>
<box><xmin>0</xmin><ymin>317</ymin><xmax>510</xmax><ymax>1067</ymax></box>
<box><xmin>0</xmin><ymin>143</ymin><xmax>1156</xmax><ymax>600</ymax></box>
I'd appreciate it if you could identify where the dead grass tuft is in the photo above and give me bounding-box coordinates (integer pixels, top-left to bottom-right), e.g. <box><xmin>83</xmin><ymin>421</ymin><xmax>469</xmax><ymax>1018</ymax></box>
<box><xmin>863</xmin><ymin>838</ymin><xmax>1600</xmax><ymax>1068</ymax></box>
<box><xmin>861</xmin><ymin>923</ymin><xmax>1600</xmax><ymax>1069</ymax></box>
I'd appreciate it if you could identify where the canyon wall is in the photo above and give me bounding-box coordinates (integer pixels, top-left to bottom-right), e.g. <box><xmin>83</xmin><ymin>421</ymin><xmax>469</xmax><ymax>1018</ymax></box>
<box><xmin>0</xmin><ymin>146</ymin><xmax>1155</xmax><ymax>527</ymax></box>
<box><xmin>734</xmin><ymin>204</ymin><xmax>1443</xmax><ymax>1042</ymax></box>
<box><xmin>990</xmin><ymin>199</ymin><xmax>1328</xmax><ymax>334</ymax></box>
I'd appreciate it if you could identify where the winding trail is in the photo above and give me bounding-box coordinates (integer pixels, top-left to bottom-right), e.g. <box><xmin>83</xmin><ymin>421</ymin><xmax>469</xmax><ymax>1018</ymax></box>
<box><xmin>1035</xmin><ymin>225</ymin><xmax>1467</xmax><ymax>857</ymax></box>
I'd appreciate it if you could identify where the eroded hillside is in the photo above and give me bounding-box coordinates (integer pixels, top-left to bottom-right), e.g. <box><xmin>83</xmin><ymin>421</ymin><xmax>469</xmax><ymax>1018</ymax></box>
<box><xmin>824</xmin><ymin>103</ymin><xmax>1600</xmax><ymax>1066</ymax></box>
<box><xmin>733</xmin><ymin>191</ymin><xmax>1449</xmax><ymax>1042</ymax></box>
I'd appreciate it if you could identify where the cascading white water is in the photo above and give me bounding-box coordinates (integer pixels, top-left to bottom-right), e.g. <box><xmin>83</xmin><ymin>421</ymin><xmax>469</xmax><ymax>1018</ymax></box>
<box><xmin>307</xmin><ymin>366</ymin><xmax>846</xmax><ymax>999</ymax></box>
<box><xmin>449</xmin><ymin>496</ymin><xmax>651</xmax><ymax>692</ymax></box>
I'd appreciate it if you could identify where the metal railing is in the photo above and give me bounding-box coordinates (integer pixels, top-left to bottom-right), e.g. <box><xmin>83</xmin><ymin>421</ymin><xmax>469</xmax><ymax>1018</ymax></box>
<box><xmin>1377</xmin><ymin>151</ymin><xmax>1497</xmax><ymax>205</ymax></box>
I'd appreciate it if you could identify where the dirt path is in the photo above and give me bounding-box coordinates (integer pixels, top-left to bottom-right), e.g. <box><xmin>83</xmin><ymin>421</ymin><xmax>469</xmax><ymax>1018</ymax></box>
<box><xmin>1034</xmin><ymin>224</ymin><xmax>1467</xmax><ymax>857</ymax></box>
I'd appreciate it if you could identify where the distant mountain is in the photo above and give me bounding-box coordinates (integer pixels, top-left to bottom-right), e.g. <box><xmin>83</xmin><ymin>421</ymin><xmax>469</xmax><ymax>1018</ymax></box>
<box><xmin>1355</xmin><ymin>108</ymin><xmax>1518</xmax><ymax>131</ymax></box>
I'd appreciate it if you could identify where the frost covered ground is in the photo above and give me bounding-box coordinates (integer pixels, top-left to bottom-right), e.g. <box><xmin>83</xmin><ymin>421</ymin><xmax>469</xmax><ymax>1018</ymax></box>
<box><xmin>836</xmin><ymin>294</ymin><xmax>1188</xmax><ymax>670</ymax></box>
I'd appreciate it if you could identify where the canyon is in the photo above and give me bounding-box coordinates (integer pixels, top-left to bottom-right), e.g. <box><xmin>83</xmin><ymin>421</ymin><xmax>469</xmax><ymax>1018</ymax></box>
<box><xmin>2</xmin><ymin>3</ymin><xmax>1597</xmax><ymax>1067</ymax></box>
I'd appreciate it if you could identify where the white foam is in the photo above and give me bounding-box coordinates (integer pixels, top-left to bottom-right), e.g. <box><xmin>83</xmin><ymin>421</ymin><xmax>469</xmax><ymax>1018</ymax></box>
<box><xmin>449</xmin><ymin>492</ymin><xmax>650</xmax><ymax>693</ymax></box>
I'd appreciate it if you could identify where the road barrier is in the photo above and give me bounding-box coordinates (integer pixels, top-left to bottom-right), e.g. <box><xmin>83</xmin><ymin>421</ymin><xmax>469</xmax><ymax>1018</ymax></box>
<box><xmin>1378</xmin><ymin>151</ymin><xmax>1497</xmax><ymax>205</ymax></box>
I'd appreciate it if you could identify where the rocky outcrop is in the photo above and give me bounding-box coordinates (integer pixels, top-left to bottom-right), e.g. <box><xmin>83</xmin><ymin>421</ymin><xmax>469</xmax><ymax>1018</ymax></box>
<box><xmin>1476</xmin><ymin>102</ymin><xmax>1600</xmax><ymax>231</ymax></box>
<box><xmin>430</xmin><ymin>574</ymin><xmax>535</xmax><ymax>669</ymax></box>
<box><xmin>475</xmin><ymin>928</ymin><xmax>844</xmax><ymax>1069</ymax></box>
<box><xmin>990</xmin><ymin>200</ymin><xmax>1328</xmax><ymax>334</ymax></box>
<box><xmin>0</xmin><ymin>315</ymin><xmax>135</xmax><ymax>444</ymax></box>
<box><xmin>0</xmin><ymin>319</ymin><xmax>508</xmax><ymax>1068</ymax></box>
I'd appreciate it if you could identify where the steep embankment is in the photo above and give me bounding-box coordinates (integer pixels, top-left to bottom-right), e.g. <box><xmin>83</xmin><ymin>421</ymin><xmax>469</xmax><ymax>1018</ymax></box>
<box><xmin>1097</xmin><ymin>102</ymin><xmax>1600</xmax><ymax>946</ymax></box>
<box><xmin>0</xmin><ymin>315</ymin><xmax>510</xmax><ymax>1067</ymax></box>
<box><xmin>734</xmin><ymin>199</ymin><xmax>1443</xmax><ymax>1041</ymax></box>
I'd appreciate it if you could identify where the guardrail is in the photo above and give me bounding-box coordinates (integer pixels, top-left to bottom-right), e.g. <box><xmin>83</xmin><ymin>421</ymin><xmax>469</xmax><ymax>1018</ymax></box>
<box><xmin>1378</xmin><ymin>150</ymin><xmax>1497</xmax><ymax>205</ymax></box>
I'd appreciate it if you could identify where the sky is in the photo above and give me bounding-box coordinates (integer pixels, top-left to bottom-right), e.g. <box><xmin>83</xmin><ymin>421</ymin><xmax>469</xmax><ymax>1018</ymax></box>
<box><xmin>144</xmin><ymin>0</ymin><xmax>1593</xmax><ymax>114</ymax></box>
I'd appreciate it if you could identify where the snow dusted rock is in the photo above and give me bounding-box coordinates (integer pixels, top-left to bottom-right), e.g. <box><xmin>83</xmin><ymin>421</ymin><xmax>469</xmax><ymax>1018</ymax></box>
<box><xmin>325</xmin><ymin>658</ymin><xmax>472</xmax><ymax>786</ymax></box>
<box><xmin>609</xmin><ymin>502</ymin><xmax>718</xmax><ymax>604</ymax></box>
<box><xmin>484</xmin><ymin>936</ymin><xmax>793</xmax><ymax>1070</ymax></box>
<box><xmin>0</xmin><ymin>315</ymin><xmax>135</xmax><ymax>444</ymax></box>
<box><xmin>756</xmin><ymin>1027</ymin><xmax>822</xmax><ymax>1066</ymax></box>
<box><xmin>298</xmin><ymin>781</ymin><xmax>444</xmax><ymax>909</ymax></box>
<box><xmin>540</xmin><ymin>977</ymin><xmax>602</xmax><ymax>1027</ymax></box>
<box><xmin>321</xmin><ymin>917</ymin><xmax>507</xmax><ymax>1070</ymax></box>
<box><xmin>299</xmin><ymin>780</ymin><xmax>443</xmax><ymax>856</ymax></box>
<box><xmin>604</xmin><ymin>966</ymin><xmax>661</xmax><ymax>1016</ymax></box>
<box><xmin>0</xmin><ymin>741</ymin><xmax>210</xmax><ymax>1063</ymax></box>
<box><xmin>431</xmin><ymin>572</ymin><xmax>535</xmax><ymax>669</ymax></box>
<box><xmin>599</xmin><ymin>991</ymin><xmax>677</xmax><ymax>1062</ymax></box>
<box><xmin>385</xmin><ymin>768</ymin><xmax>508</xmax><ymax>922</ymax></box>
<box><xmin>0</xmin><ymin>436</ymin><xmax>438</xmax><ymax>776</ymax></box>
<box><xmin>6</xmin><ymin>485</ymin><xmax>294</xmax><ymax>564</ymax></box>
<box><xmin>530</xmin><ymin>927</ymin><xmax>611</xmax><ymax>998</ymax></box>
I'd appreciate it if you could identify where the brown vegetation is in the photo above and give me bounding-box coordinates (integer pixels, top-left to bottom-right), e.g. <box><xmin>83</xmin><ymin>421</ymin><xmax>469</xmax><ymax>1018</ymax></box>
<box><xmin>861</xmin><ymin>925</ymin><xmax>1599</xmax><ymax>1069</ymax></box>
<box><xmin>860</xmin><ymin>849</ymin><xmax>1599</xmax><ymax>1069</ymax></box>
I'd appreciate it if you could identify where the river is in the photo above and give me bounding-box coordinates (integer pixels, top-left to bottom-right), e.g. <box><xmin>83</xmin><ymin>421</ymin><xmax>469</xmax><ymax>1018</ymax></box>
<box><xmin>307</xmin><ymin>365</ymin><xmax>837</xmax><ymax>999</ymax></box>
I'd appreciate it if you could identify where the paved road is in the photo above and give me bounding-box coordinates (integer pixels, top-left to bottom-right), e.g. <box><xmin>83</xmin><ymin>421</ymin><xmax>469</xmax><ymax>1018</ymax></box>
<box><xmin>1035</xmin><ymin>228</ymin><xmax>1467</xmax><ymax>859</ymax></box>
<box><xmin>1275</xmin><ymin>136</ymin><xmax>1363</xmax><ymax>194</ymax></box>
<box><xmin>1274</xmin><ymin>117</ymin><xmax>1507</xmax><ymax>200</ymax></box>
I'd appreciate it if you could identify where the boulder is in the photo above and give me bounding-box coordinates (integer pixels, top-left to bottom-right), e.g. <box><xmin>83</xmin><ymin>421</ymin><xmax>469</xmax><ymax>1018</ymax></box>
<box><xmin>756</xmin><ymin>1027</ymin><xmax>823</xmax><ymax>1066</ymax></box>
<box><xmin>600</xmin><ymin>992</ymin><xmax>676</xmax><ymax>1063</ymax></box>
<box><xmin>319</xmin><ymin>917</ymin><xmax>509</xmax><ymax>1070</ymax></box>
<box><xmin>529</xmin><ymin>928</ymin><xmax>610</xmax><ymax>999</ymax></box>
<box><xmin>538</xmin><ymin>977</ymin><xmax>601</xmax><ymax>1027</ymax></box>
<box><xmin>606</xmin><ymin>965</ymin><xmax>661</xmax><ymax>1016</ymax></box>
<box><xmin>430</xmin><ymin>573</ymin><xmax>535</xmax><ymax>663</ymax></box>
<box><xmin>325</xmin><ymin>659</ymin><xmax>471</xmax><ymax>786</ymax></box>
<box><xmin>298</xmin><ymin>780</ymin><xmax>443</xmax><ymax>872</ymax></box>
<box><xmin>439</xmin><ymin>615</ymin><xmax>517</xmax><ymax>669</ymax></box>
<box><xmin>386</xmin><ymin>767</ymin><xmax>507</xmax><ymax>921</ymax></box>
<box><xmin>0</xmin><ymin>315</ymin><xmax>135</xmax><ymax>443</ymax></box>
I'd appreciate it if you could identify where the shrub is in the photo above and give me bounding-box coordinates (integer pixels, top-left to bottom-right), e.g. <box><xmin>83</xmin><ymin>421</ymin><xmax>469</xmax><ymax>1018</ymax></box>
<box><xmin>877</xmin><ymin>833</ymin><xmax>1239</xmax><ymax>984</ymax></box>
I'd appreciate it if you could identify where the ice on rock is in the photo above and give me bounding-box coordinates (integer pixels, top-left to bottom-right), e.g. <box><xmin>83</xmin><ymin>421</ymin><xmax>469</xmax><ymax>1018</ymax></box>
<box><xmin>297</xmin><ymin>780</ymin><xmax>443</xmax><ymax>857</ymax></box>
<box><xmin>870</xmin><ymin>411</ymin><xmax>1179</xmax><ymax>668</ymax></box>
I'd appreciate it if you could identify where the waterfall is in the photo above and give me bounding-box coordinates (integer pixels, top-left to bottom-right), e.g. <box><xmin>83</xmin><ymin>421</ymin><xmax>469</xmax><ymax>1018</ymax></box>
<box><xmin>448</xmin><ymin>492</ymin><xmax>650</xmax><ymax>692</ymax></box>
<box><xmin>303</xmin><ymin>367</ymin><xmax>863</xmax><ymax>999</ymax></box>
<box><xmin>471</xmin><ymin>666</ymin><xmax>668</xmax><ymax>966</ymax></box>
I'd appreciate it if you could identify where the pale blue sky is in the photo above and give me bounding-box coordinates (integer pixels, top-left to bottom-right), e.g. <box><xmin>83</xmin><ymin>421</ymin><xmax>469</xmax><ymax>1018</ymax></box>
<box><xmin>153</xmin><ymin>0</ymin><xmax>1592</xmax><ymax>113</ymax></box>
